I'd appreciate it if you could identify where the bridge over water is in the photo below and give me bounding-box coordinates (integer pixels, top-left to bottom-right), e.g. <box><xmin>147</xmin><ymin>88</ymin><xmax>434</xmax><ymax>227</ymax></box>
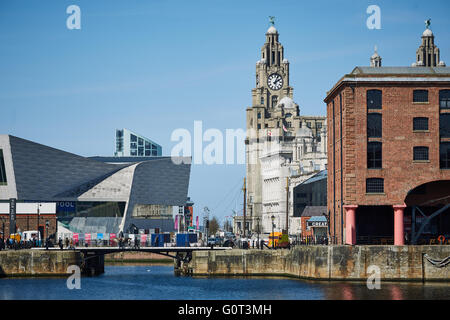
<box><xmin>31</xmin><ymin>247</ymin><xmax>232</xmax><ymax>276</ymax></box>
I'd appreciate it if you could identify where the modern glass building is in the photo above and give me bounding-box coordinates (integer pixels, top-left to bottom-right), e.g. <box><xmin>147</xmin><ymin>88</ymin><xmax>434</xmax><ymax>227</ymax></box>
<box><xmin>115</xmin><ymin>128</ymin><xmax>162</xmax><ymax>157</ymax></box>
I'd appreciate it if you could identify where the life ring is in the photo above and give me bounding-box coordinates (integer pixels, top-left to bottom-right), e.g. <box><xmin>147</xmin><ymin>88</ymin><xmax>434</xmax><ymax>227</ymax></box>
<box><xmin>437</xmin><ymin>235</ymin><xmax>445</xmax><ymax>244</ymax></box>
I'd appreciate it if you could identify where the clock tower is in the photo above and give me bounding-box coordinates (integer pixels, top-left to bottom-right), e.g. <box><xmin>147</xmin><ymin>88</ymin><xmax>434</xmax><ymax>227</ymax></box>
<box><xmin>245</xmin><ymin>20</ymin><xmax>298</xmax><ymax>231</ymax></box>
<box><xmin>252</xmin><ymin>23</ymin><xmax>294</xmax><ymax>110</ymax></box>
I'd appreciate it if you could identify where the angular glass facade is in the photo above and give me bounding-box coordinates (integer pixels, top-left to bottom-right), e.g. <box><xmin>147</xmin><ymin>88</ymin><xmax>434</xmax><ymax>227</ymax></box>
<box><xmin>0</xmin><ymin>149</ymin><xmax>7</xmax><ymax>185</ymax></box>
<box><xmin>114</xmin><ymin>128</ymin><xmax>162</xmax><ymax>157</ymax></box>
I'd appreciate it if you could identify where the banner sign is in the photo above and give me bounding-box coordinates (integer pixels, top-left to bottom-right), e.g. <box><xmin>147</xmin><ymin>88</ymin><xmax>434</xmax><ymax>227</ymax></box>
<box><xmin>9</xmin><ymin>198</ymin><xmax>16</xmax><ymax>234</ymax></box>
<box><xmin>56</xmin><ymin>201</ymin><xmax>76</xmax><ymax>213</ymax></box>
<box><xmin>97</xmin><ymin>233</ymin><xmax>103</xmax><ymax>240</ymax></box>
<box><xmin>307</xmin><ymin>221</ymin><xmax>327</xmax><ymax>227</ymax></box>
<box><xmin>85</xmin><ymin>233</ymin><xmax>91</xmax><ymax>241</ymax></box>
<box><xmin>141</xmin><ymin>234</ymin><xmax>147</xmax><ymax>243</ymax></box>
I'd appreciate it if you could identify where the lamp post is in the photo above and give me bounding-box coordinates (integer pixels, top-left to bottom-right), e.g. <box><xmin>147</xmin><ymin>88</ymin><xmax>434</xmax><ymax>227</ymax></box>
<box><xmin>271</xmin><ymin>215</ymin><xmax>275</xmax><ymax>249</ymax></box>
<box><xmin>37</xmin><ymin>203</ymin><xmax>42</xmax><ymax>247</ymax></box>
<box><xmin>256</xmin><ymin>216</ymin><xmax>260</xmax><ymax>247</ymax></box>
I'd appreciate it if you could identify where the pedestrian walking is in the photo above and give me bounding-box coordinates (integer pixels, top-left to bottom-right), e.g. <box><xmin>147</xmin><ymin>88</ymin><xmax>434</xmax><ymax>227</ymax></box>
<box><xmin>58</xmin><ymin>238</ymin><xmax>63</xmax><ymax>250</ymax></box>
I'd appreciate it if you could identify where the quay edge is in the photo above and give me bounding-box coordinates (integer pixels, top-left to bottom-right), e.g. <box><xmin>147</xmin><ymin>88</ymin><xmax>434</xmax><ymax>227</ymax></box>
<box><xmin>186</xmin><ymin>245</ymin><xmax>450</xmax><ymax>282</ymax></box>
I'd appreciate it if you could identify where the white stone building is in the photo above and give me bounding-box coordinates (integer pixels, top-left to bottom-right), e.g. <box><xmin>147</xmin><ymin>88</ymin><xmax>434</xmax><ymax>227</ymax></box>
<box><xmin>245</xmin><ymin>22</ymin><xmax>327</xmax><ymax>236</ymax></box>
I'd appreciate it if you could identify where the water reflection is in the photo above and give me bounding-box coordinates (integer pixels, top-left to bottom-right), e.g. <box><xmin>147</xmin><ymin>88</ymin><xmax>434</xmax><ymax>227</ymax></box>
<box><xmin>0</xmin><ymin>266</ymin><xmax>448</xmax><ymax>300</ymax></box>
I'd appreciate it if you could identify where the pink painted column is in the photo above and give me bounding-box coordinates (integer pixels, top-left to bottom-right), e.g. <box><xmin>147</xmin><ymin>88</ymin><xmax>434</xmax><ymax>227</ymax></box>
<box><xmin>393</xmin><ymin>204</ymin><xmax>406</xmax><ymax>245</ymax></box>
<box><xmin>344</xmin><ymin>205</ymin><xmax>358</xmax><ymax>245</ymax></box>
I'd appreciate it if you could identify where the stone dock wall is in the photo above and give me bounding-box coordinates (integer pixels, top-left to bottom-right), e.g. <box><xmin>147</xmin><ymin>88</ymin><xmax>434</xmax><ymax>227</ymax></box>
<box><xmin>189</xmin><ymin>245</ymin><xmax>450</xmax><ymax>281</ymax></box>
<box><xmin>0</xmin><ymin>250</ymin><xmax>81</xmax><ymax>277</ymax></box>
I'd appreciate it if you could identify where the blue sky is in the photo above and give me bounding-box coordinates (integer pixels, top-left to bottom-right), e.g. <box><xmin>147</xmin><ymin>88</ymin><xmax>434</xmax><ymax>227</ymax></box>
<box><xmin>1</xmin><ymin>0</ymin><xmax>449</xmax><ymax>223</ymax></box>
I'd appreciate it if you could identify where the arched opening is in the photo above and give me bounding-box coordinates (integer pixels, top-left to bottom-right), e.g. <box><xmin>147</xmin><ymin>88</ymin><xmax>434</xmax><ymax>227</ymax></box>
<box><xmin>405</xmin><ymin>180</ymin><xmax>450</xmax><ymax>244</ymax></box>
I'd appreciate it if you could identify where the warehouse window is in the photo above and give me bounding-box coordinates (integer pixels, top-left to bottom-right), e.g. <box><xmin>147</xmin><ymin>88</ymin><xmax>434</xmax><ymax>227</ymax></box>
<box><xmin>413</xmin><ymin>117</ymin><xmax>429</xmax><ymax>131</ymax></box>
<box><xmin>367</xmin><ymin>90</ymin><xmax>382</xmax><ymax>109</ymax></box>
<box><xmin>367</xmin><ymin>142</ymin><xmax>382</xmax><ymax>169</ymax></box>
<box><xmin>367</xmin><ymin>113</ymin><xmax>382</xmax><ymax>137</ymax></box>
<box><xmin>440</xmin><ymin>142</ymin><xmax>450</xmax><ymax>169</ymax></box>
<box><xmin>0</xmin><ymin>149</ymin><xmax>7</xmax><ymax>185</ymax></box>
<box><xmin>413</xmin><ymin>146</ymin><xmax>429</xmax><ymax>161</ymax></box>
<box><xmin>413</xmin><ymin>90</ymin><xmax>428</xmax><ymax>103</ymax></box>
<box><xmin>440</xmin><ymin>114</ymin><xmax>450</xmax><ymax>138</ymax></box>
<box><xmin>440</xmin><ymin>90</ymin><xmax>450</xmax><ymax>109</ymax></box>
<box><xmin>366</xmin><ymin>178</ymin><xmax>384</xmax><ymax>193</ymax></box>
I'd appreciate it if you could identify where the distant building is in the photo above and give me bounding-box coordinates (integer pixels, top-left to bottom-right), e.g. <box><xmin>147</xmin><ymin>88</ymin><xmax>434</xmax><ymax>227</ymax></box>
<box><xmin>115</xmin><ymin>128</ymin><xmax>162</xmax><ymax>157</ymax></box>
<box><xmin>0</xmin><ymin>135</ymin><xmax>191</xmax><ymax>236</ymax></box>
<box><xmin>324</xmin><ymin>23</ymin><xmax>450</xmax><ymax>246</ymax></box>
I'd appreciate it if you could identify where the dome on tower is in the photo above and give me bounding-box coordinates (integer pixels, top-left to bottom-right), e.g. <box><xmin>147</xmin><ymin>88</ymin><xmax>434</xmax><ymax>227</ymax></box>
<box><xmin>423</xmin><ymin>28</ymin><xmax>433</xmax><ymax>37</ymax></box>
<box><xmin>267</xmin><ymin>25</ymin><xmax>277</xmax><ymax>34</ymax></box>
<box><xmin>277</xmin><ymin>97</ymin><xmax>296</xmax><ymax>109</ymax></box>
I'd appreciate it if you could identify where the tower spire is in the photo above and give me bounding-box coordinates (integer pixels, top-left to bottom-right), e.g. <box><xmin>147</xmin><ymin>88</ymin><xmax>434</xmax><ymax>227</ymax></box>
<box><xmin>413</xmin><ymin>19</ymin><xmax>445</xmax><ymax>67</ymax></box>
<box><xmin>370</xmin><ymin>45</ymin><xmax>382</xmax><ymax>67</ymax></box>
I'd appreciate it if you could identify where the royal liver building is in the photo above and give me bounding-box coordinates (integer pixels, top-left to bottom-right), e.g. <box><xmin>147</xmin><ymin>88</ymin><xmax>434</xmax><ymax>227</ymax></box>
<box><xmin>245</xmin><ymin>21</ymin><xmax>327</xmax><ymax>236</ymax></box>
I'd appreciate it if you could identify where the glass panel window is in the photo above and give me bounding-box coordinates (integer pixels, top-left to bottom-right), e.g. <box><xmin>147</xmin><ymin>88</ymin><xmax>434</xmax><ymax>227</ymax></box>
<box><xmin>145</xmin><ymin>141</ymin><xmax>151</xmax><ymax>149</ymax></box>
<box><xmin>138</xmin><ymin>137</ymin><xmax>143</xmax><ymax>146</ymax></box>
<box><xmin>130</xmin><ymin>142</ymin><xmax>137</xmax><ymax>149</ymax></box>
<box><xmin>440</xmin><ymin>142</ymin><xmax>450</xmax><ymax>169</ymax></box>
<box><xmin>367</xmin><ymin>142</ymin><xmax>382</xmax><ymax>168</ymax></box>
<box><xmin>116</xmin><ymin>129</ymin><xmax>123</xmax><ymax>138</ymax></box>
<box><xmin>367</xmin><ymin>90</ymin><xmax>382</xmax><ymax>109</ymax></box>
<box><xmin>413</xmin><ymin>117</ymin><xmax>429</xmax><ymax>131</ymax></box>
<box><xmin>261</xmin><ymin>97</ymin><xmax>264</xmax><ymax>105</ymax></box>
<box><xmin>366</xmin><ymin>178</ymin><xmax>384</xmax><ymax>193</ymax></box>
<box><xmin>0</xmin><ymin>149</ymin><xmax>7</xmax><ymax>185</ymax></box>
<box><xmin>440</xmin><ymin>114</ymin><xmax>450</xmax><ymax>138</ymax></box>
<box><xmin>440</xmin><ymin>90</ymin><xmax>450</xmax><ymax>109</ymax></box>
<box><xmin>130</xmin><ymin>150</ymin><xmax>137</xmax><ymax>156</ymax></box>
<box><xmin>367</xmin><ymin>113</ymin><xmax>382</xmax><ymax>137</ymax></box>
<box><xmin>413</xmin><ymin>90</ymin><xmax>428</xmax><ymax>103</ymax></box>
<box><xmin>413</xmin><ymin>146</ymin><xmax>429</xmax><ymax>161</ymax></box>
<box><xmin>145</xmin><ymin>150</ymin><xmax>151</xmax><ymax>156</ymax></box>
<box><xmin>138</xmin><ymin>147</ymin><xmax>144</xmax><ymax>156</ymax></box>
<box><xmin>130</xmin><ymin>134</ymin><xmax>137</xmax><ymax>142</ymax></box>
<box><xmin>317</xmin><ymin>123</ymin><xmax>322</xmax><ymax>129</ymax></box>
<box><xmin>257</xmin><ymin>112</ymin><xmax>261</xmax><ymax>119</ymax></box>
<box><xmin>306</xmin><ymin>122</ymin><xmax>311</xmax><ymax>128</ymax></box>
<box><xmin>152</xmin><ymin>150</ymin><xmax>158</xmax><ymax>156</ymax></box>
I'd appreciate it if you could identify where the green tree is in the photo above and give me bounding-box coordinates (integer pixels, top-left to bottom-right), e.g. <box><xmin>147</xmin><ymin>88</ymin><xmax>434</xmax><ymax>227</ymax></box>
<box><xmin>209</xmin><ymin>216</ymin><xmax>220</xmax><ymax>236</ymax></box>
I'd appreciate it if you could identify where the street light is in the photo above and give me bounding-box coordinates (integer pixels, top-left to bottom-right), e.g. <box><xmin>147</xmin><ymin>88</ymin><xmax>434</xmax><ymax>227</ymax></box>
<box><xmin>256</xmin><ymin>216</ymin><xmax>260</xmax><ymax>249</ymax></box>
<box><xmin>271</xmin><ymin>215</ymin><xmax>275</xmax><ymax>249</ymax></box>
<box><xmin>37</xmin><ymin>203</ymin><xmax>42</xmax><ymax>247</ymax></box>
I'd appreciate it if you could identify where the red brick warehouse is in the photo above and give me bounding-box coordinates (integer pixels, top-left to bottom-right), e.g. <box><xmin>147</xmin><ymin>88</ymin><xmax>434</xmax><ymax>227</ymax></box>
<box><xmin>324</xmin><ymin>23</ymin><xmax>450</xmax><ymax>245</ymax></box>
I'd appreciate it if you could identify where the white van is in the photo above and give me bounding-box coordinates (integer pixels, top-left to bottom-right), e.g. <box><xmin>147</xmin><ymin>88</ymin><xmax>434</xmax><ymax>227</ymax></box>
<box><xmin>22</xmin><ymin>230</ymin><xmax>41</xmax><ymax>241</ymax></box>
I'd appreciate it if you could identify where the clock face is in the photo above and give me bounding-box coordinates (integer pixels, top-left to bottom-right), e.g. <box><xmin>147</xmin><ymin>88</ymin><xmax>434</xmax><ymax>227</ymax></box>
<box><xmin>267</xmin><ymin>73</ymin><xmax>283</xmax><ymax>90</ymax></box>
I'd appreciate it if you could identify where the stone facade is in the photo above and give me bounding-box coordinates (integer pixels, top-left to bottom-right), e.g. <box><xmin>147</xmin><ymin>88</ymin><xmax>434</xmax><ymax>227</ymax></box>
<box><xmin>189</xmin><ymin>246</ymin><xmax>450</xmax><ymax>282</ymax></box>
<box><xmin>245</xmin><ymin>23</ymin><xmax>327</xmax><ymax>236</ymax></box>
